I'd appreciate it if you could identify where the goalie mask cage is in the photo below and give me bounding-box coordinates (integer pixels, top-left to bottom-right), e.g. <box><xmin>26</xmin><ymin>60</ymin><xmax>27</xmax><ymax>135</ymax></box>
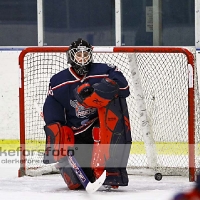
<box><xmin>18</xmin><ymin>46</ymin><xmax>200</xmax><ymax>181</ymax></box>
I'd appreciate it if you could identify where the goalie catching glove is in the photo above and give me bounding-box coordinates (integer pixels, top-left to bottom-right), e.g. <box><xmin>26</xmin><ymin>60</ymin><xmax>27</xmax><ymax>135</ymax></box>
<box><xmin>74</xmin><ymin>78</ymin><xmax>119</xmax><ymax>108</ymax></box>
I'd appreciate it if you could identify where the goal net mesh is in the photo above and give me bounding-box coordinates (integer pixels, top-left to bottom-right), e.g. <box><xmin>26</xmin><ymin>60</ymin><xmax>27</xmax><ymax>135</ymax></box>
<box><xmin>19</xmin><ymin>47</ymin><xmax>200</xmax><ymax>179</ymax></box>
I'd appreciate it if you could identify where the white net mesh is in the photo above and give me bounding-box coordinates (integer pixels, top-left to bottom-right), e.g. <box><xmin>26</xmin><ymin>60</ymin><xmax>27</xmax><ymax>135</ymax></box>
<box><xmin>19</xmin><ymin>47</ymin><xmax>200</xmax><ymax>178</ymax></box>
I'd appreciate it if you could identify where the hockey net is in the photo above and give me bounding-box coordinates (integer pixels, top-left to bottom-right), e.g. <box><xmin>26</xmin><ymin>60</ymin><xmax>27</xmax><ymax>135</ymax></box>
<box><xmin>18</xmin><ymin>46</ymin><xmax>200</xmax><ymax>181</ymax></box>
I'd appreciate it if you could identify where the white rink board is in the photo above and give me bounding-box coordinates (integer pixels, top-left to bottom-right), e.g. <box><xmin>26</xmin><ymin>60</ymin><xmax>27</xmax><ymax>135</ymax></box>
<box><xmin>0</xmin><ymin>50</ymin><xmax>21</xmax><ymax>139</ymax></box>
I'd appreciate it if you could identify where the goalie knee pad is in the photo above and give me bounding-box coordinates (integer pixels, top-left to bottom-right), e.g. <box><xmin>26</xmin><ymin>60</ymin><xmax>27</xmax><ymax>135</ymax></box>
<box><xmin>43</xmin><ymin>122</ymin><xmax>74</xmax><ymax>164</ymax></box>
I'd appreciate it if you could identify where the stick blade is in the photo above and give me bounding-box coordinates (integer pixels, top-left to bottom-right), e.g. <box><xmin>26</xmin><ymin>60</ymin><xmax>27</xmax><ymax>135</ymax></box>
<box><xmin>86</xmin><ymin>170</ymin><xmax>106</xmax><ymax>194</ymax></box>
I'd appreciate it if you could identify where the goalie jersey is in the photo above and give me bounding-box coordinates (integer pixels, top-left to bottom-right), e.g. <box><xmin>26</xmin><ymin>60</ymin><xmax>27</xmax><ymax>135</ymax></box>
<box><xmin>43</xmin><ymin>63</ymin><xmax>130</xmax><ymax>135</ymax></box>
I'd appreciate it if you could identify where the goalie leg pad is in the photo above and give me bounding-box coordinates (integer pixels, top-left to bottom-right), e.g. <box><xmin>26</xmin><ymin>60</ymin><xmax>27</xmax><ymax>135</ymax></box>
<box><xmin>43</xmin><ymin>122</ymin><xmax>74</xmax><ymax>164</ymax></box>
<box><xmin>91</xmin><ymin>126</ymin><xmax>106</xmax><ymax>179</ymax></box>
<box><xmin>91</xmin><ymin>97</ymin><xmax>132</xmax><ymax>186</ymax></box>
<box><xmin>91</xmin><ymin>115</ymin><xmax>122</xmax><ymax>180</ymax></box>
<box><xmin>104</xmin><ymin>168</ymin><xmax>129</xmax><ymax>186</ymax></box>
<box><xmin>59</xmin><ymin>166</ymin><xmax>82</xmax><ymax>190</ymax></box>
<box><xmin>104</xmin><ymin>98</ymin><xmax>132</xmax><ymax>186</ymax></box>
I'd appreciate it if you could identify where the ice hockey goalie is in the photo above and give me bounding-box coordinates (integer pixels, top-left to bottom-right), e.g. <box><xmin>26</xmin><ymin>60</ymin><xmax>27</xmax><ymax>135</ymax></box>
<box><xmin>43</xmin><ymin>38</ymin><xmax>132</xmax><ymax>190</ymax></box>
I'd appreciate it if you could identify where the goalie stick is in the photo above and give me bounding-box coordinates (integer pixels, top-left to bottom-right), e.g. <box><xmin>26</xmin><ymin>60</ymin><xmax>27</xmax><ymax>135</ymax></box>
<box><xmin>34</xmin><ymin>101</ymin><xmax>106</xmax><ymax>193</ymax></box>
<box><xmin>67</xmin><ymin>150</ymin><xmax>106</xmax><ymax>193</ymax></box>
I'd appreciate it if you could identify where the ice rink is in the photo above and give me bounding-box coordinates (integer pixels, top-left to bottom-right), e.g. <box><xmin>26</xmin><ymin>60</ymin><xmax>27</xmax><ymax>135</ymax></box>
<box><xmin>0</xmin><ymin>51</ymin><xmax>196</xmax><ymax>199</ymax></box>
<box><xmin>0</xmin><ymin>154</ymin><xmax>195</xmax><ymax>200</ymax></box>
<box><xmin>0</xmin><ymin>50</ymin><xmax>196</xmax><ymax>200</ymax></box>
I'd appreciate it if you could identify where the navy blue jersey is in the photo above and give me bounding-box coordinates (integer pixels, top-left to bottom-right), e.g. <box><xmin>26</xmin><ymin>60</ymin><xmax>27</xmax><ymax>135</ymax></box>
<box><xmin>43</xmin><ymin>63</ymin><xmax>130</xmax><ymax>135</ymax></box>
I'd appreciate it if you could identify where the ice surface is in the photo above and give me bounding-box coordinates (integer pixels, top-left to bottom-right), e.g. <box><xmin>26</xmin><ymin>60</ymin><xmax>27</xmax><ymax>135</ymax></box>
<box><xmin>0</xmin><ymin>154</ymin><xmax>194</xmax><ymax>200</ymax></box>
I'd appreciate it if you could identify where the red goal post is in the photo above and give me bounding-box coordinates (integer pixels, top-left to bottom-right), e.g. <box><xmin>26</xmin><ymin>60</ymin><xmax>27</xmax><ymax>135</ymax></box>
<box><xmin>18</xmin><ymin>46</ymin><xmax>197</xmax><ymax>181</ymax></box>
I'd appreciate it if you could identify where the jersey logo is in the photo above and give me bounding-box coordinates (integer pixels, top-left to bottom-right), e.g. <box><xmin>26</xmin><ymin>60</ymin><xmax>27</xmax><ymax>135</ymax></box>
<box><xmin>70</xmin><ymin>100</ymin><xmax>96</xmax><ymax>118</ymax></box>
<box><xmin>48</xmin><ymin>86</ymin><xmax>54</xmax><ymax>96</ymax></box>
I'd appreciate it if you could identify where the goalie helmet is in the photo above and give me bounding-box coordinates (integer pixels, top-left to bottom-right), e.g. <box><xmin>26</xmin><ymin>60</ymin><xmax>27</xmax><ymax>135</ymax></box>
<box><xmin>67</xmin><ymin>38</ymin><xmax>93</xmax><ymax>75</ymax></box>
